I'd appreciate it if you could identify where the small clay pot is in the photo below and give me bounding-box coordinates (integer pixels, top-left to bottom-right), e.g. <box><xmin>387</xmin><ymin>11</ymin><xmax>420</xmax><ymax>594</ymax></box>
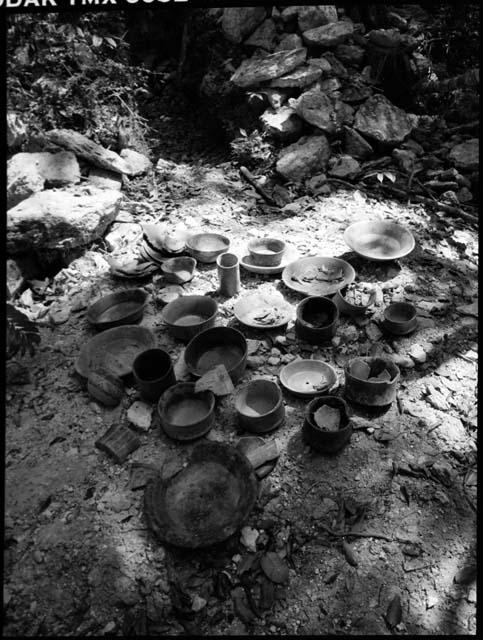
<box><xmin>334</xmin><ymin>285</ymin><xmax>376</xmax><ymax>318</ymax></box>
<box><xmin>235</xmin><ymin>379</ymin><xmax>285</xmax><ymax>434</ymax></box>
<box><xmin>217</xmin><ymin>252</ymin><xmax>241</xmax><ymax>297</ymax></box>
<box><xmin>158</xmin><ymin>382</ymin><xmax>215</xmax><ymax>441</ymax></box>
<box><xmin>133</xmin><ymin>348</ymin><xmax>176</xmax><ymax>402</ymax></box>
<box><xmin>295</xmin><ymin>296</ymin><xmax>339</xmax><ymax>344</ymax></box>
<box><xmin>247</xmin><ymin>238</ymin><xmax>287</xmax><ymax>267</ymax></box>
<box><xmin>383</xmin><ymin>302</ymin><xmax>418</xmax><ymax>335</ymax></box>
<box><xmin>162</xmin><ymin>295</ymin><xmax>218</xmax><ymax>342</ymax></box>
<box><xmin>185</xmin><ymin>326</ymin><xmax>248</xmax><ymax>383</ymax></box>
<box><xmin>186</xmin><ymin>233</ymin><xmax>230</xmax><ymax>263</ymax></box>
<box><xmin>344</xmin><ymin>357</ymin><xmax>400</xmax><ymax>407</ymax></box>
<box><xmin>303</xmin><ymin>395</ymin><xmax>352</xmax><ymax>454</ymax></box>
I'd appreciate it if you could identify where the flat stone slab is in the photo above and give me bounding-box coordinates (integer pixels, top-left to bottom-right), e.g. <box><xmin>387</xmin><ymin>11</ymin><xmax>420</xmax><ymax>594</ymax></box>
<box><xmin>276</xmin><ymin>134</ymin><xmax>330</xmax><ymax>181</ymax></box>
<box><xmin>449</xmin><ymin>139</ymin><xmax>479</xmax><ymax>172</ymax></box>
<box><xmin>294</xmin><ymin>88</ymin><xmax>354</xmax><ymax>134</ymax></box>
<box><xmin>302</xmin><ymin>21</ymin><xmax>354</xmax><ymax>47</ymax></box>
<box><xmin>231</xmin><ymin>48</ymin><xmax>307</xmax><ymax>88</ymax></box>
<box><xmin>7</xmin><ymin>187</ymin><xmax>123</xmax><ymax>254</ymax></box>
<box><xmin>269</xmin><ymin>63</ymin><xmax>323</xmax><ymax>88</ymax></box>
<box><xmin>222</xmin><ymin>7</ymin><xmax>266</xmax><ymax>44</ymax></box>
<box><xmin>354</xmin><ymin>94</ymin><xmax>418</xmax><ymax>145</ymax></box>
<box><xmin>244</xmin><ymin>18</ymin><xmax>277</xmax><ymax>51</ymax></box>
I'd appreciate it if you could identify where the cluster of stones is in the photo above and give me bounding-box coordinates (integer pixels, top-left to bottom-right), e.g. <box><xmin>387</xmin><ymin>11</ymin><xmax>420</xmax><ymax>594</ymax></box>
<box><xmin>223</xmin><ymin>6</ymin><xmax>478</xmax><ymax>190</ymax></box>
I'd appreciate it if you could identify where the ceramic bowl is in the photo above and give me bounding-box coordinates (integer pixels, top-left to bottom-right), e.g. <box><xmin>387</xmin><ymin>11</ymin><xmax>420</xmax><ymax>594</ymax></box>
<box><xmin>344</xmin><ymin>357</ymin><xmax>400</xmax><ymax>407</ymax></box>
<box><xmin>186</xmin><ymin>233</ymin><xmax>230</xmax><ymax>263</ymax></box>
<box><xmin>279</xmin><ymin>359</ymin><xmax>338</xmax><ymax>398</ymax></box>
<box><xmin>161</xmin><ymin>257</ymin><xmax>197</xmax><ymax>285</ymax></box>
<box><xmin>184</xmin><ymin>326</ymin><xmax>247</xmax><ymax>383</ymax></box>
<box><xmin>157</xmin><ymin>382</ymin><xmax>215</xmax><ymax>441</ymax></box>
<box><xmin>303</xmin><ymin>395</ymin><xmax>352</xmax><ymax>454</ymax></box>
<box><xmin>383</xmin><ymin>302</ymin><xmax>418</xmax><ymax>335</ymax></box>
<box><xmin>87</xmin><ymin>289</ymin><xmax>149</xmax><ymax>331</ymax></box>
<box><xmin>343</xmin><ymin>220</ymin><xmax>415</xmax><ymax>261</ymax></box>
<box><xmin>334</xmin><ymin>285</ymin><xmax>376</xmax><ymax>317</ymax></box>
<box><xmin>295</xmin><ymin>296</ymin><xmax>339</xmax><ymax>343</ymax></box>
<box><xmin>161</xmin><ymin>295</ymin><xmax>218</xmax><ymax>342</ymax></box>
<box><xmin>235</xmin><ymin>379</ymin><xmax>285</xmax><ymax>434</ymax></box>
<box><xmin>247</xmin><ymin>238</ymin><xmax>287</xmax><ymax>267</ymax></box>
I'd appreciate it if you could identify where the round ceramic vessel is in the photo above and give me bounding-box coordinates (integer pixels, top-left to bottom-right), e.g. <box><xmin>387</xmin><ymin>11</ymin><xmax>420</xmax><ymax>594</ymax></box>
<box><xmin>162</xmin><ymin>295</ymin><xmax>218</xmax><ymax>342</ymax></box>
<box><xmin>344</xmin><ymin>357</ymin><xmax>400</xmax><ymax>407</ymax></box>
<box><xmin>235</xmin><ymin>379</ymin><xmax>285</xmax><ymax>434</ymax></box>
<box><xmin>158</xmin><ymin>382</ymin><xmax>215</xmax><ymax>441</ymax></box>
<box><xmin>383</xmin><ymin>302</ymin><xmax>418</xmax><ymax>335</ymax></box>
<box><xmin>185</xmin><ymin>326</ymin><xmax>248</xmax><ymax>383</ymax></box>
<box><xmin>186</xmin><ymin>233</ymin><xmax>230</xmax><ymax>263</ymax></box>
<box><xmin>247</xmin><ymin>238</ymin><xmax>287</xmax><ymax>267</ymax></box>
<box><xmin>295</xmin><ymin>296</ymin><xmax>339</xmax><ymax>343</ymax></box>
<box><xmin>133</xmin><ymin>348</ymin><xmax>176</xmax><ymax>402</ymax></box>
<box><xmin>334</xmin><ymin>285</ymin><xmax>376</xmax><ymax>317</ymax></box>
<box><xmin>303</xmin><ymin>395</ymin><xmax>352</xmax><ymax>454</ymax></box>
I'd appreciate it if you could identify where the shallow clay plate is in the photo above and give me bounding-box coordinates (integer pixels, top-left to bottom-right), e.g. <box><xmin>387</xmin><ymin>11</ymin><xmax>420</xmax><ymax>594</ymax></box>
<box><xmin>240</xmin><ymin>244</ymin><xmax>299</xmax><ymax>275</ymax></box>
<box><xmin>279</xmin><ymin>359</ymin><xmax>338</xmax><ymax>398</ymax></box>
<box><xmin>144</xmin><ymin>442</ymin><xmax>258</xmax><ymax>548</ymax></box>
<box><xmin>87</xmin><ymin>289</ymin><xmax>148</xmax><ymax>331</ymax></box>
<box><xmin>343</xmin><ymin>220</ymin><xmax>415</xmax><ymax>261</ymax></box>
<box><xmin>75</xmin><ymin>325</ymin><xmax>156</xmax><ymax>378</ymax></box>
<box><xmin>282</xmin><ymin>256</ymin><xmax>355</xmax><ymax>296</ymax></box>
<box><xmin>234</xmin><ymin>292</ymin><xmax>293</xmax><ymax>329</ymax></box>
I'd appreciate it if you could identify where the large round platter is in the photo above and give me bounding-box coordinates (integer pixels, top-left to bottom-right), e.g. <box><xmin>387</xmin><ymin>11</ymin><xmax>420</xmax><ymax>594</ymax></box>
<box><xmin>282</xmin><ymin>256</ymin><xmax>355</xmax><ymax>296</ymax></box>
<box><xmin>343</xmin><ymin>220</ymin><xmax>415</xmax><ymax>261</ymax></box>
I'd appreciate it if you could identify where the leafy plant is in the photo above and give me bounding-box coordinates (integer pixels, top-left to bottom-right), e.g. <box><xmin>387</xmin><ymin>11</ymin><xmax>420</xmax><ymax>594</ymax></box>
<box><xmin>6</xmin><ymin>303</ymin><xmax>40</xmax><ymax>360</ymax></box>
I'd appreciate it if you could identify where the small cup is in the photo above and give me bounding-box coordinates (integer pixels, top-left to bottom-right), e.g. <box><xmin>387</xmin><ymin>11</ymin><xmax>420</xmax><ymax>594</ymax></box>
<box><xmin>132</xmin><ymin>348</ymin><xmax>176</xmax><ymax>402</ymax></box>
<box><xmin>217</xmin><ymin>252</ymin><xmax>241</xmax><ymax>297</ymax></box>
<box><xmin>247</xmin><ymin>238</ymin><xmax>286</xmax><ymax>267</ymax></box>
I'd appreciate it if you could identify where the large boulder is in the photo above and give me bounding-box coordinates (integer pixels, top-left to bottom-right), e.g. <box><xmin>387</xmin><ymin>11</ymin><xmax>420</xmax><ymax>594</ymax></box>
<box><xmin>7</xmin><ymin>187</ymin><xmax>123</xmax><ymax>255</ymax></box>
<box><xmin>269</xmin><ymin>63</ymin><xmax>323</xmax><ymax>89</ymax></box>
<box><xmin>275</xmin><ymin>33</ymin><xmax>303</xmax><ymax>52</ymax></box>
<box><xmin>7</xmin><ymin>151</ymin><xmax>81</xmax><ymax>209</ymax></box>
<box><xmin>354</xmin><ymin>94</ymin><xmax>417</xmax><ymax>145</ymax></box>
<box><xmin>334</xmin><ymin>44</ymin><xmax>365</xmax><ymax>68</ymax></box>
<box><xmin>244</xmin><ymin>19</ymin><xmax>277</xmax><ymax>51</ymax></box>
<box><xmin>276</xmin><ymin>134</ymin><xmax>331</xmax><ymax>181</ymax></box>
<box><xmin>328</xmin><ymin>155</ymin><xmax>361</xmax><ymax>180</ymax></box>
<box><xmin>294</xmin><ymin>88</ymin><xmax>354</xmax><ymax>134</ymax></box>
<box><xmin>7</xmin><ymin>112</ymin><xmax>27</xmax><ymax>149</ymax></box>
<box><xmin>297</xmin><ymin>6</ymin><xmax>339</xmax><ymax>31</ymax></box>
<box><xmin>120</xmin><ymin>149</ymin><xmax>152</xmax><ymax>176</ymax></box>
<box><xmin>222</xmin><ymin>7</ymin><xmax>266</xmax><ymax>44</ymax></box>
<box><xmin>448</xmin><ymin>139</ymin><xmax>479</xmax><ymax>172</ymax></box>
<box><xmin>302</xmin><ymin>21</ymin><xmax>354</xmax><ymax>47</ymax></box>
<box><xmin>230</xmin><ymin>48</ymin><xmax>307</xmax><ymax>88</ymax></box>
<box><xmin>260</xmin><ymin>107</ymin><xmax>304</xmax><ymax>141</ymax></box>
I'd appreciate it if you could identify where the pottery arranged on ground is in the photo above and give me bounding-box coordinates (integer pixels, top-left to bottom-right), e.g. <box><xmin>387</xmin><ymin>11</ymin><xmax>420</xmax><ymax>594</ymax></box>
<box><xmin>83</xmin><ymin>222</ymin><xmax>416</xmax><ymax>547</ymax></box>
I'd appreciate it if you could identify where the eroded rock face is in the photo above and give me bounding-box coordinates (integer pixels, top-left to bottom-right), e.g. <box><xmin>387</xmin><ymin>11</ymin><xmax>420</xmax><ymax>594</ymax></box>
<box><xmin>343</xmin><ymin>126</ymin><xmax>374</xmax><ymax>159</ymax></box>
<box><xmin>302</xmin><ymin>21</ymin><xmax>354</xmax><ymax>48</ymax></box>
<box><xmin>276</xmin><ymin>134</ymin><xmax>330</xmax><ymax>181</ymax></box>
<box><xmin>275</xmin><ymin>33</ymin><xmax>303</xmax><ymax>52</ymax></box>
<box><xmin>7</xmin><ymin>187</ymin><xmax>123</xmax><ymax>255</ymax></box>
<box><xmin>269</xmin><ymin>63</ymin><xmax>323</xmax><ymax>89</ymax></box>
<box><xmin>244</xmin><ymin>18</ymin><xmax>277</xmax><ymax>51</ymax></box>
<box><xmin>120</xmin><ymin>149</ymin><xmax>153</xmax><ymax>177</ymax></box>
<box><xmin>7</xmin><ymin>152</ymin><xmax>81</xmax><ymax>209</ymax></box>
<box><xmin>297</xmin><ymin>5</ymin><xmax>339</xmax><ymax>31</ymax></box>
<box><xmin>294</xmin><ymin>88</ymin><xmax>354</xmax><ymax>134</ymax></box>
<box><xmin>449</xmin><ymin>139</ymin><xmax>479</xmax><ymax>171</ymax></box>
<box><xmin>7</xmin><ymin>112</ymin><xmax>27</xmax><ymax>149</ymax></box>
<box><xmin>231</xmin><ymin>48</ymin><xmax>307</xmax><ymax>88</ymax></box>
<box><xmin>222</xmin><ymin>7</ymin><xmax>266</xmax><ymax>44</ymax></box>
<box><xmin>354</xmin><ymin>94</ymin><xmax>417</xmax><ymax>145</ymax></box>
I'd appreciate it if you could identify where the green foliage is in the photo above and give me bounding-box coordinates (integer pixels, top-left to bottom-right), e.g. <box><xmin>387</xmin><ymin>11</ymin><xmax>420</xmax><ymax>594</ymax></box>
<box><xmin>7</xmin><ymin>13</ymin><xmax>151</xmax><ymax>150</ymax></box>
<box><xmin>6</xmin><ymin>303</ymin><xmax>40</xmax><ymax>360</ymax></box>
<box><xmin>230</xmin><ymin>130</ymin><xmax>275</xmax><ymax>172</ymax></box>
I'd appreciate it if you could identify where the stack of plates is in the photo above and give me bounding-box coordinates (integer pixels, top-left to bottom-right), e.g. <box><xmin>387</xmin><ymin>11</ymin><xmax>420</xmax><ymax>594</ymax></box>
<box><xmin>140</xmin><ymin>224</ymin><xmax>188</xmax><ymax>266</ymax></box>
<box><xmin>107</xmin><ymin>256</ymin><xmax>159</xmax><ymax>280</ymax></box>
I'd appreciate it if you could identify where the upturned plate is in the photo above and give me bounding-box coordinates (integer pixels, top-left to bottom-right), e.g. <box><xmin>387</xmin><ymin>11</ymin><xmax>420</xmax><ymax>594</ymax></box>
<box><xmin>144</xmin><ymin>442</ymin><xmax>257</xmax><ymax>548</ymax></box>
<box><xmin>75</xmin><ymin>325</ymin><xmax>156</xmax><ymax>378</ymax></box>
<box><xmin>240</xmin><ymin>244</ymin><xmax>299</xmax><ymax>275</ymax></box>
<box><xmin>282</xmin><ymin>256</ymin><xmax>355</xmax><ymax>296</ymax></box>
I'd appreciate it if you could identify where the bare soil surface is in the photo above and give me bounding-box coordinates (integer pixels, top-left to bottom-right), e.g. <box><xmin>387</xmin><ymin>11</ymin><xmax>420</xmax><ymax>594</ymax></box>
<box><xmin>4</xmin><ymin>155</ymin><xmax>477</xmax><ymax>636</ymax></box>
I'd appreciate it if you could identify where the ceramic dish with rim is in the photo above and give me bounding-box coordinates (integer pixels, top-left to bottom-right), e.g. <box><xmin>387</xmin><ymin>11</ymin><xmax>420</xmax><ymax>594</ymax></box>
<box><xmin>144</xmin><ymin>442</ymin><xmax>258</xmax><ymax>548</ymax></box>
<box><xmin>247</xmin><ymin>238</ymin><xmax>287</xmax><ymax>267</ymax></box>
<box><xmin>184</xmin><ymin>326</ymin><xmax>247</xmax><ymax>383</ymax></box>
<box><xmin>303</xmin><ymin>395</ymin><xmax>352</xmax><ymax>454</ymax></box>
<box><xmin>279</xmin><ymin>359</ymin><xmax>338</xmax><ymax>398</ymax></box>
<box><xmin>234</xmin><ymin>292</ymin><xmax>293</xmax><ymax>329</ymax></box>
<box><xmin>158</xmin><ymin>382</ymin><xmax>215</xmax><ymax>441</ymax></box>
<box><xmin>160</xmin><ymin>256</ymin><xmax>197</xmax><ymax>285</ymax></box>
<box><xmin>186</xmin><ymin>233</ymin><xmax>230</xmax><ymax>263</ymax></box>
<box><xmin>161</xmin><ymin>295</ymin><xmax>218</xmax><ymax>342</ymax></box>
<box><xmin>240</xmin><ymin>244</ymin><xmax>299</xmax><ymax>275</ymax></box>
<box><xmin>75</xmin><ymin>325</ymin><xmax>156</xmax><ymax>378</ymax></box>
<box><xmin>235</xmin><ymin>379</ymin><xmax>285</xmax><ymax>434</ymax></box>
<box><xmin>282</xmin><ymin>256</ymin><xmax>355</xmax><ymax>296</ymax></box>
<box><xmin>87</xmin><ymin>288</ymin><xmax>149</xmax><ymax>331</ymax></box>
<box><xmin>343</xmin><ymin>220</ymin><xmax>415</xmax><ymax>261</ymax></box>
<box><xmin>382</xmin><ymin>301</ymin><xmax>418</xmax><ymax>335</ymax></box>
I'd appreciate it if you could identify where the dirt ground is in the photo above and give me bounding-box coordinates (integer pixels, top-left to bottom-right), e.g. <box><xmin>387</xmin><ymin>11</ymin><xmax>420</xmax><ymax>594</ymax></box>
<box><xmin>4</xmin><ymin>130</ymin><xmax>478</xmax><ymax>636</ymax></box>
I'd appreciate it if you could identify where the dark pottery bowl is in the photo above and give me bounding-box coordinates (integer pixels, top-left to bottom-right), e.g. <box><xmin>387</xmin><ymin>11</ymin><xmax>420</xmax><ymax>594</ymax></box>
<box><xmin>333</xmin><ymin>285</ymin><xmax>376</xmax><ymax>317</ymax></box>
<box><xmin>184</xmin><ymin>326</ymin><xmax>248</xmax><ymax>383</ymax></box>
<box><xmin>295</xmin><ymin>296</ymin><xmax>339</xmax><ymax>343</ymax></box>
<box><xmin>160</xmin><ymin>257</ymin><xmax>197</xmax><ymax>285</ymax></box>
<box><xmin>162</xmin><ymin>295</ymin><xmax>218</xmax><ymax>342</ymax></box>
<box><xmin>87</xmin><ymin>289</ymin><xmax>148</xmax><ymax>331</ymax></box>
<box><xmin>383</xmin><ymin>302</ymin><xmax>418</xmax><ymax>335</ymax></box>
<box><xmin>303</xmin><ymin>395</ymin><xmax>352</xmax><ymax>454</ymax></box>
<box><xmin>247</xmin><ymin>238</ymin><xmax>287</xmax><ymax>267</ymax></box>
<box><xmin>344</xmin><ymin>357</ymin><xmax>400</xmax><ymax>407</ymax></box>
<box><xmin>235</xmin><ymin>379</ymin><xmax>285</xmax><ymax>434</ymax></box>
<box><xmin>157</xmin><ymin>382</ymin><xmax>215</xmax><ymax>441</ymax></box>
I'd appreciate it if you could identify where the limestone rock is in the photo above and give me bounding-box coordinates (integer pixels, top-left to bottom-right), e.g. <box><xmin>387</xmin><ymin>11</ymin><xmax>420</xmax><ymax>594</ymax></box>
<box><xmin>275</xmin><ymin>33</ymin><xmax>303</xmax><ymax>52</ymax></box>
<box><xmin>368</xmin><ymin>28</ymin><xmax>402</xmax><ymax>48</ymax></box>
<box><xmin>302</xmin><ymin>21</ymin><xmax>354</xmax><ymax>48</ymax></box>
<box><xmin>7</xmin><ymin>112</ymin><xmax>27</xmax><ymax>149</ymax></box>
<box><xmin>262</xmin><ymin>88</ymin><xmax>289</xmax><ymax>110</ymax></box>
<box><xmin>260</xmin><ymin>106</ymin><xmax>303</xmax><ymax>141</ymax></box>
<box><xmin>318</xmin><ymin>77</ymin><xmax>342</xmax><ymax>95</ymax></box>
<box><xmin>307</xmin><ymin>57</ymin><xmax>332</xmax><ymax>75</ymax></box>
<box><xmin>88</xmin><ymin>167</ymin><xmax>122</xmax><ymax>190</ymax></box>
<box><xmin>354</xmin><ymin>94</ymin><xmax>417</xmax><ymax>145</ymax></box>
<box><xmin>269</xmin><ymin>63</ymin><xmax>323</xmax><ymax>88</ymax></box>
<box><xmin>7</xmin><ymin>187</ymin><xmax>123</xmax><ymax>255</ymax></box>
<box><xmin>343</xmin><ymin>127</ymin><xmax>373</xmax><ymax>159</ymax></box>
<box><xmin>448</xmin><ymin>139</ymin><xmax>479</xmax><ymax>172</ymax></box>
<box><xmin>334</xmin><ymin>44</ymin><xmax>365</xmax><ymax>67</ymax></box>
<box><xmin>276</xmin><ymin>134</ymin><xmax>330</xmax><ymax>182</ymax></box>
<box><xmin>294</xmin><ymin>89</ymin><xmax>353</xmax><ymax>134</ymax></box>
<box><xmin>392</xmin><ymin>148</ymin><xmax>417</xmax><ymax>173</ymax></box>
<box><xmin>341</xmin><ymin>80</ymin><xmax>372</xmax><ymax>103</ymax></box>
<box><xmin>222</xmin><ymin>7</ymin><xmax>266</xmax><ymax>44</ymax></box>
<box><xmin>231</xmin><ymin>48</ymin><xmax>307</xmax><ymax>88</ymax></box>
<box><xmin>7</xmin><ymin>151</ymin><xmax>80</xmax><ymax>209</ymax></box>
<box><xmin>244</xmin><ymin>18</ymin><xmax>277</xmax><ymax>51</ymax></box>
<box><xmin>297</xmin><ymin>5</ymin><xmax>338</xmax><ymax>31</ymax></box>
<box><xmin>46</xmin><ymin>129</ymin><xmax>131</xmax><ymax>175</ymax></box>
<box><xmin>328</xmin><ymin>155</ymin><xmax>361</xmax><ymax>180</ymax></box>
<box><xmin>321</xmin><ymin>52</ymin><xmax>348</xmax><ymax>77</ymax></box>
<box><xmin>120</xmin><ymin>148</ymin><xmax>152</xmax><ymax>177</ymax></box>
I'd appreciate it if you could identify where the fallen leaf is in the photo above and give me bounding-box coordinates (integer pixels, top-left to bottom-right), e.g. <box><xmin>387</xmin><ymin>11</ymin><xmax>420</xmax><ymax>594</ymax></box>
<box><xmin>342</xmin><ymin>539</ymin><xmax>358</xmax><ymax>566</ymax></box>
<box><xmin>260</xmin><ymin>552</ymin><xmax>289</xmax><ymax>584</ymax></box>
<box><xmin>385</xmin><ymin>594</ymin><xmax>402</xmax><ymax>629</ymax></box>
